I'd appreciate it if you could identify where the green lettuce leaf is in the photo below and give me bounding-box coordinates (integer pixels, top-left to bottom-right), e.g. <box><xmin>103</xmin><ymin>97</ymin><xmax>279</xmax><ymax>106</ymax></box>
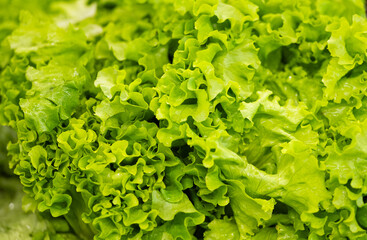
<box><xmin>1</xmin><ymin>0</ymin><xmax>367</xmax><ymax>239</ymax></box>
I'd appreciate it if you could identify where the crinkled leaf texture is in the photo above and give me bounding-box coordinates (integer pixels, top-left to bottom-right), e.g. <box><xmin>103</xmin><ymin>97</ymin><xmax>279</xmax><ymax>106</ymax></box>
<box><xmin>1</xmin><ymin>0</ymin><xmax>367</xmax><ymax>240</ymax></box>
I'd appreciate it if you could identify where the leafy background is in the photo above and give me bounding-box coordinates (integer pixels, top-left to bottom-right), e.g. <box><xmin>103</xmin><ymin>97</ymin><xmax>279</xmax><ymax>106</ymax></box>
<box><xmin>1</xmin><ymin>0</ymin><xmax>367</xmax><ymax>239</ymax></box>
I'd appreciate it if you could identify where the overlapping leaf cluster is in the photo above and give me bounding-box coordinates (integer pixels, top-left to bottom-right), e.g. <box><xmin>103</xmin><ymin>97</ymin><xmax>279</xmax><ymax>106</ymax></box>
<box><xmin>1</xmin><ymin>0</ymin><xmax>367</xmax><ymax>239</ymax></box>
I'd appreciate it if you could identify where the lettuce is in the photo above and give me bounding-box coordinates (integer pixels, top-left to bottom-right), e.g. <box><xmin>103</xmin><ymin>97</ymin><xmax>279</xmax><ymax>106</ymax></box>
<box><xmin>1</xmin><ymin>0</ymin><xmax>367</xmax><ymax>239</ymax></box>
<box><xmin>0</xmin><ymin>177</ymin><xmax>81</xmax><ymax>240</ymax></box>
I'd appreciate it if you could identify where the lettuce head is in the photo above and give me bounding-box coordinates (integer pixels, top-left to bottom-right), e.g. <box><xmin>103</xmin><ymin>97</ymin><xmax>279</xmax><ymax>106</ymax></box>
<box><xmin>1</xmin><ymin>0</ymin><xmax>367</xmax><ymax>239</ymax></box>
